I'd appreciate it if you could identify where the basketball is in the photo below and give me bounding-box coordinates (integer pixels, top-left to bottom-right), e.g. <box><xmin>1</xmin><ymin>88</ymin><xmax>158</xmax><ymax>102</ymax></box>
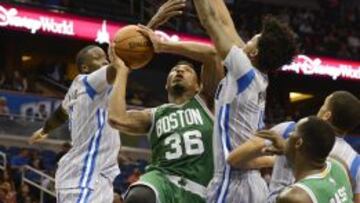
<box><xmin>114</xmin><ymin>25</ymin><xmax>154</xmax><ymax>69</ymax></box>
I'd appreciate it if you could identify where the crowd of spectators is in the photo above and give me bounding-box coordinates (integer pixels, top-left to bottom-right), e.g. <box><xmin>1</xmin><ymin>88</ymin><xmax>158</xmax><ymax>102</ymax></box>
<box><xmin>177</xmin><ymin>0</ymin><xmax>360</xmax><ymax>61</ymax></box>
<box><xmin>0</xmin><ymin>71</ymin><xmax>28</xmax><ymax>93</ymax></box>
<box><xmin>0</xmin><ymin>143</ymin><xmax>147</xmax><ymax>203</ymax></box>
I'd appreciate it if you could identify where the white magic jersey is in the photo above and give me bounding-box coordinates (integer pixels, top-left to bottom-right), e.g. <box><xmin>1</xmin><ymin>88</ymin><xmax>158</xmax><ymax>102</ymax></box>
<box><xmin>55</xmin><ymin>66</ymin><xmax>121</xmax><ymax>190</ymax></box>
<box><xmin>267</xmin><ymin>121</ymin><xmax>360</xmax><ymax>203</ymax></box>
<box><xmin>211</xmin><ymin>46</ymin><xmax>269</xmax><ymax>202</ymax></box>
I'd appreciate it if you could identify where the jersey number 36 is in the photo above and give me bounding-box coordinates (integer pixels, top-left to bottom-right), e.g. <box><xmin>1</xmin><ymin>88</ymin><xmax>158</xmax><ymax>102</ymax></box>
<box><xmin>164</xmin><ymin>130</ymin><xmax>205</xmax><ymax>160</ymax></box>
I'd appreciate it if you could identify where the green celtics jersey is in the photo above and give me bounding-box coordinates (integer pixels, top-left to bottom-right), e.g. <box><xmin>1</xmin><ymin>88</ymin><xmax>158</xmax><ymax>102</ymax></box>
<box><xmin>294</xmin><ymin>159</ymin><xmax>353</xmax><ymax>203</ymax></box>
<box><xmin>146</xmin><ymin>95</ymin><xmax>214</xmax><ymax>187</ymax></box>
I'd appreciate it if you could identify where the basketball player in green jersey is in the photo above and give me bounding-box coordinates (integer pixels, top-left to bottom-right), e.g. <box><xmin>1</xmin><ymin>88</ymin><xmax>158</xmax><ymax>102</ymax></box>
<box><xmin>107</xmin><ymin>25</ymin><xmax>223</xmax><ymax>202</ymax></box>
<box><xmin>261</xmin><ymin>116</ymin><xmax>353</xmax><ymax>203</ymax></box>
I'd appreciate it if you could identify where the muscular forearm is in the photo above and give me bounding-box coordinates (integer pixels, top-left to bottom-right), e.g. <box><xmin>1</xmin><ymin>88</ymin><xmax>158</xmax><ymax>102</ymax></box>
<box><xmin>108</xmin><ymin>68</ymin><xmax>130</xmax><ymax>124</ymax></box>
<box><xmin>213</xmin><ymin>0</ymin><xmax>245</xmax><ymax>47</ymax></box>
<box><xmin>159</xmin><ymin>41</ymin><xmax>217</xmax><ymax>63</ymax></box>
<box><xmin>193</xmin><ymin>0</ymin><xmax>238</xmax><ymax>58</ymax></box>
<box><xmin>242</xmin><ymin>156</ymin><xmax>275</xmax><ymax>169</ymax></box>
<box><xmin>193</xmin><ymin>0</ymin><xmax>218</xmax><ymax>29</ymax></box>
<box><xmin>106</xmin><ymin>65</ymin><xmax>117</xmax><ymax>84</ymax></box>
<box><xmin>43</xmin><ymin>106</ymin><xmax>68</xmax><ymax>134</ymax></box>
<box><xmin>227</xmin><ymin>137</ymin><xmax>266</xmax><ymax>168</ymax></box>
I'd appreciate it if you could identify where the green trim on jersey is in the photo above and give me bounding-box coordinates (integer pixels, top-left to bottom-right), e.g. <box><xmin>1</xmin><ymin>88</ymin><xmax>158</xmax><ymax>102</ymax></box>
<box><xmin>146</xmin><ymin>95</ymin><xmax>214</xmax><ymax>187</ymax></box>
<box><xmin>295</xmin><ymin>159</ymin><xmax>353</xmax><ymax>203</ymax></box>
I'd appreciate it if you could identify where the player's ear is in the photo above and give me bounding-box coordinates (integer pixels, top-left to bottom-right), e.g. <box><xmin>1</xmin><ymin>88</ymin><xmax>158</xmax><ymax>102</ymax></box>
<box><xmin>247</xmin><ymin>48</ymin><xmax>259</xmax><ymax>64</ymax></box>
<box><xmin>197</xmin><ymin>83</ymin><xmax>203</xmax><ymax>93</ymax></box>
<box><xmin>322</xmin><ymin>111</ymin><xmax>332</xmax><ymax>122</ymax></box>
<box><xmin>81</xmin><ymin>64</ymin><xmax>90</xmax><ymax>73</ymax></box>
<box><xmin>295</xmin><ymin>137</ymin><xmax>303</xmax><ymax>150</ymax></box>
<box><xmin>251</xmin><ymin>48</ymin><xmax>259</xmax><ymax>57</ymax></box>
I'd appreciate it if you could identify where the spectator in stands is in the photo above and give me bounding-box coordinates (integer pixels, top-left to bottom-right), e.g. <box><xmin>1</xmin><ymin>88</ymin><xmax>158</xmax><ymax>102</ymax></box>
<box><xmin>55</xmin><ymin>142</ymin><xmax>71</xmax><ymax>163</ymax></box>
<box><xmin>10</xmin><ymin>149</ymin><xmax>31</xmax><ymax>189</ymax></box>
<box><xmin>26</xmin><ymin>158</ymin><xmax>44</xmax><ymax>184</ymax></box>
<box><xmin>16</xmin><ymin>183</ymin><xmax>33</xmax><ymax>203</ymax></box>
<box><xmin>10</xmin><ymin>149</ymin><xmax>30</xmax><ymax>170</ymax></box>
<box><xmin>0</xmin><ymin>182</ymin><xmax>16</xmax><ymax>203</ymax></box>
<box><xmin>2</xmin><ymin>171</ymin><xmax>15</xmax><ymax>191</ymax></box>
<box><xmin>0</xmin><ymin>170</ymin><xmax>16</xmax><ymax>203</ymax></box>
<box><xmin>12</xmin><ymin>71</ymin><xmax>28</xmax><ymax>93</ymax></box>
<box><xmin>0</xmin><ymin>73</ymin><xmax>6</xmax><ymax>89</ymax></box>
<box><xmin>35</xmin><ymin>104</ymin><xmax>49</xmax><ymax>121</ymax></box>
<box><xmin>0</xmin><ymin>97</ymin><xmax>10</xmax><ymax>117</ymax></box>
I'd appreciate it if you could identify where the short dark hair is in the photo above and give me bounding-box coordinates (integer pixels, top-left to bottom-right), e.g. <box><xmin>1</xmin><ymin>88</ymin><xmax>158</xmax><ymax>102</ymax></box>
<box><xmin>328</xmin><ymin>91</ymin><xmax>360</xmax><ymax>132</ymax></box>
<box><xmin>175</xmin><ymin>60</ymin><xmax>195</xmax><ymax>70</ymax></box>
<box><xmin>299</xmin><ymin>116</ymin><xmax>336</xmax><ymax>162</ymax></box>
<box><xmin>174</xmin><ymin>60</ymin><xmax>201</xmax><ymax>85</ymax></box>
<box><xmin>257</xmin><ymin>16</ymin><xmax>298</xmax><ymax>72</ymax></box>
<box><xmin>75</xmin><ymin>45</ymin><xmax>98</xmax><ymax>70</ymax></box>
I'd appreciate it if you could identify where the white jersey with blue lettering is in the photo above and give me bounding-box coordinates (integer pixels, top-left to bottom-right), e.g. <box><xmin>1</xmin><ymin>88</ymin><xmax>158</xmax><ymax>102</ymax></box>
<box><xmin>207</xmin><ymin>46</ymin><xmax>269</xmax><ymax>203</ymax></box>
<box><xmin>55</xmin><ymin>66</ymin><xmax>121</xmax><ymax>191</ymax></box>
<box><xmin>267</xmin><ymin>121</ymin><xmax>360</xmax><ymax>203</ymax></box>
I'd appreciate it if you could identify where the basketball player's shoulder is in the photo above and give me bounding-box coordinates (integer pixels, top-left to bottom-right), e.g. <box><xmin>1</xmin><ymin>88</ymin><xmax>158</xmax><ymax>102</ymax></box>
<box><xmin>277</xmin><ymin>186</ymin><xmax>313</xmax><ymax>203</ymax></box>
<box><xmin>271</xmin><ymin>121</ymin><xmax>296</xmax><ymax>139</ymax></box>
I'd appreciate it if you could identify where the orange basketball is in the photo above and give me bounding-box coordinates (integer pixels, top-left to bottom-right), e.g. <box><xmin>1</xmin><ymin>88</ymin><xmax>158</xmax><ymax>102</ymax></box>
<box><xmin>114</xmin><ymin>25</ymin><xmax>154</xmax><ymax>69</ymax></box>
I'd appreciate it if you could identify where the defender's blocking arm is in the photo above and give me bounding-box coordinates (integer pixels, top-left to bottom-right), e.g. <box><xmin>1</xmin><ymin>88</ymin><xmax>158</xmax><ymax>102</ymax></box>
<box><xmin>107</xmin><ymin>45</ymin><xmax>152</xmax><ymax>135</ymax></box>
<box><xmin>147</xmin><ymin>0</ymin><xmax>186</xmax><ymax>29</ymax></box>
<box><xmin>227</xmin><ymin>130</ymin><xmax>286</xmax><ymax>169</ymax></box>
<box><xmin>192</xmin><ymin>0</ymin><xmax>245</xmax><ymax>59</ymax></box>
<box><xmin>227</xmin><ymin>136</ymin><xmax>273</xmax><ymax>169</ymax></box>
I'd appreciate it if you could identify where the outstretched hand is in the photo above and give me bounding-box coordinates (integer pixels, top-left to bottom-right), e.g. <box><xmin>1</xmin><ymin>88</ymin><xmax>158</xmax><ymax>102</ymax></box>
<box><xmin>138</xmin><ymin>25</ymin><xmax>163</xmax><ymax>53</ymax></box>
<box><xmin>29</xmin><ymin>128</ymin><xmax>48</xmax><ymax>144</ymax></box>
<box><xmin>256</xmin><ymin>130</ymin><xmax>286</xmax><ymax>155</ymax></box>
<box><xmin>147</xmin><ymin>0</ymin><xmax>186</xmax><ymax>29</ymax></box>
<box><xmin>108</xmin><ymin>43</ymin><xmax>130</xmax><ymax>72</ymax></box>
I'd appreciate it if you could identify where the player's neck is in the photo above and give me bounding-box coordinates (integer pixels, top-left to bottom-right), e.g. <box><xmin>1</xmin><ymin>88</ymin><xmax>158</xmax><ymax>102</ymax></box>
<box><xmin>168</xmin><ymin>91</ymin><xmax>195</xmax><ymax>105</ymax></box>
<box><xmin>333</xmin><ymin>127</ymin><xmax>346</xmax><ymax>138</ymax></box>
<box><xmin>294</xmin><ymin>158</ymin><xmax>327</xmax><ymax>182</ymax></box>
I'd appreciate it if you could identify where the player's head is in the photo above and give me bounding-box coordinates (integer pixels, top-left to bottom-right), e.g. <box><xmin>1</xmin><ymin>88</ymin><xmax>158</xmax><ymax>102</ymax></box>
<box><xmin>165</xmin><ymin>61</ymin><xmax>201</xmax><ymax>96</ymax></box>
<box><xmin>244</xmin><ymin>16</ymin><xmax>298</xmax><ymax>73</ymax></box>
<box><xmin>317</xmin><ymin>91</ymin><xmax>360</xmax><ymax>134</ymax></box>
<box><xmin>285</xmin><ymin>116</ymin><xmax>335</xmax><ymax>168</ymax></box>
<box><xmin>75</xmin><ymin>45</ymin><xmax>109</xmax><ymax>74</ymax></box>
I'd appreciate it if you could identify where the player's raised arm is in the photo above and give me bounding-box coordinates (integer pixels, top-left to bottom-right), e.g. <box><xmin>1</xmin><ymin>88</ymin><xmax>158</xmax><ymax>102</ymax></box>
<box><xmin>192</xmin><ymin>0</ymin><xmax>245</xmax><ymax>59</ymax></box>
<box><xmin>107</xmin><ymin>44</ymin><xmax>152</xmax><ymax>135</ymax></box>
<box><xmin>146</xmin><ymin>0</ymin><xmax>186</xmax><ymax>29</ymax></box>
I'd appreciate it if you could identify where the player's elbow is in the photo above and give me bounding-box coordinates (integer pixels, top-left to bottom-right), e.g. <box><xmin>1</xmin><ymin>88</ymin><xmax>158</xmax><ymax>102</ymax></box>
<box><xmin>207</xmin><ymin>47</ymin><xmax>217</xmax><ymax>58</ymax></box>
<box><xmin>108</xmin><ymin>117</ymin><xmax>121</xmax><ymax>129</ymax></box>
<box><xmin>108</xmin><ymin>116</ymin><xmax>128</xmax><ymax>131</ymax></box>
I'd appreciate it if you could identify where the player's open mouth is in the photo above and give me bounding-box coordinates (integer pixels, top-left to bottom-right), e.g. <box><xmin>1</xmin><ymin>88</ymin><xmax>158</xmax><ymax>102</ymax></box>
<box><xmin>175</xmin><ymin>74</ymin><xmax>183</xmax><ymax>79</ymax></box>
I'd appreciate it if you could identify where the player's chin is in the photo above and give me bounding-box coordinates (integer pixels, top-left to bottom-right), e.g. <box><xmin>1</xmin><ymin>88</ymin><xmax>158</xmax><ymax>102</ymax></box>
<box><xmin>171</xmin><ymin>83</ymin><xmax>187</xmax><ymax>91</ymax></box>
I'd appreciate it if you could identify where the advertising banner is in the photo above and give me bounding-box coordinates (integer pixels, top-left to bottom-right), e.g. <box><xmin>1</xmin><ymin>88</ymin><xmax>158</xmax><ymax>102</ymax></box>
<box><xmin>282</xmin><ymin>55</ymin><xmax>360</xmax><ymax>81</ymax></box>
<box><xmin>1</xmin><ymin>2</ymin><xmax>359</xmax><ymax>81</ymax></box>
<box><xmin>0</xmin><ymin>2</ymin><xmax>210</xmax><ymax>44</ymax></box>
<box><xmin>0</xmin><ymin>90</ymin><xmax>60</xmax><ymax>119</ymax></box>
